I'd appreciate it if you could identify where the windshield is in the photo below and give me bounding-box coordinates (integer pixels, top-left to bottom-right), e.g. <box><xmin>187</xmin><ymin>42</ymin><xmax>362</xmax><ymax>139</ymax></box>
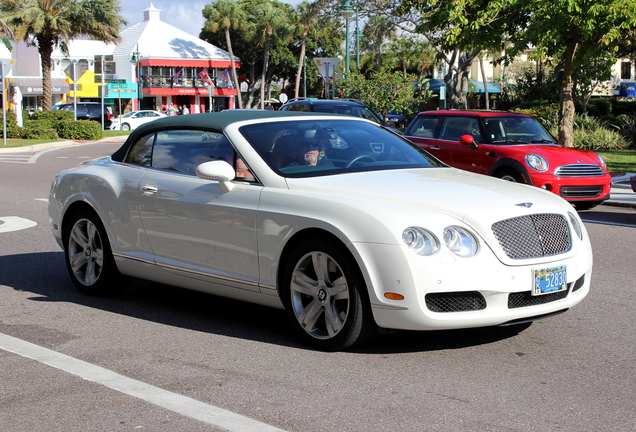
<box><xmin>484</xmin><ymin>116</ymin><xmax>556</xmax><ymax>144</ymax></box>
<box><xmin>240</xmin><ymin>119</ymin><xmax>443</xmax><ymax>178</ymax></box>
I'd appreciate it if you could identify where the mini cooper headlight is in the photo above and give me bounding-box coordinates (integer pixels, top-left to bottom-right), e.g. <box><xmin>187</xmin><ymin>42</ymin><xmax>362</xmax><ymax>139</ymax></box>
<box><xmin>402</xmin><ymin>227</ymin><xmax>439</xmax><ymax>256</ymax></box>
<box><xmin>596</xmin><ymin>153</ymin><xmax>607</xmax><ymax>171</ymax></box>
<box><xmin>526</xmin><ymin>153</ymin><xmax>549</xmax><ymax>172</ymax></box>
<box><xmin>568</xmin><ymin>212</ymin><xmax>584</xmax><ymax>240</ymax></box>
<box><xmin>443</xmin><ymin>226</ymin><xmax>479</xmax><ymax>258</ymax></box>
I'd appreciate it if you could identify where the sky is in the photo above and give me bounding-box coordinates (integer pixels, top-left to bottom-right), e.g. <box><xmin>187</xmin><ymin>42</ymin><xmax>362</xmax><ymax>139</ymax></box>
<box><xmin>122</xmin><ymin>0</ymin><xmax>302</xmax><ymax>37</ymax></box>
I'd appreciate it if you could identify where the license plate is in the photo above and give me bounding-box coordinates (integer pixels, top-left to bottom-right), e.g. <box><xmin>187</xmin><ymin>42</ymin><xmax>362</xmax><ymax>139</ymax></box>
<box><xmin>533</xmin><ymin>265</ymin><xmax>567</xmax><ymax>296</ymax></box>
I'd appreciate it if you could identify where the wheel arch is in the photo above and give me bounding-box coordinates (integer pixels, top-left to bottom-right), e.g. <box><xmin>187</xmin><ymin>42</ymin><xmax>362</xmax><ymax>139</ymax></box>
<box><xmin>276</xmin><ymin>228</ymin><xmax>371</xmax><ymax>305</ymax></box>
<box><xmin>488</xmin><ymin>158</ymin><xmax>533</xmax><ymax>185</ymax></box>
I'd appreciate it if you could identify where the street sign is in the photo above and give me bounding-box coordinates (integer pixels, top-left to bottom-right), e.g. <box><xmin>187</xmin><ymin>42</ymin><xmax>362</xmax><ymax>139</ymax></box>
<box><xmin>313</xmin><ymin>58</ymin><xmax>340</xmax><ymax>78</ymax></box>
<box><xmin>111</xmin><ymin>79</ymin><xmax>126</xmax><ymax>83</ymax></box>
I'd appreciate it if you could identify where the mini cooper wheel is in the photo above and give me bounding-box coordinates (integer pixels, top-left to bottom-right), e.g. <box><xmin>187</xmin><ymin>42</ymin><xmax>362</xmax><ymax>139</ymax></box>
<box><xmin>64</xmin><ymin>209</ymin><xmax>128</xmax><ymax>296</ymax></box>
<box><xmin>497</xmin><ymin>168</ymin><xmax>524</xmax><ymax>183</ymax></box>
<box><xmin>282</xmin><ymin>240</ymin><xmax>374</xmax><ymax>351</ymax></box>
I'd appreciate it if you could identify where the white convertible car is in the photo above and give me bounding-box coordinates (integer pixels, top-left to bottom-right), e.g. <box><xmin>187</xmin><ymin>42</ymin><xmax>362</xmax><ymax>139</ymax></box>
<box><xmin>48</xmin><ymin>111</ymin><xmax>592</xmax><ymax>350</ymax></box>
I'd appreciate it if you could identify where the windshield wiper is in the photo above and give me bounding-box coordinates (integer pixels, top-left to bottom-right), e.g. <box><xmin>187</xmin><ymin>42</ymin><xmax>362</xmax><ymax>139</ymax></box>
<box><xmin>531</xmin><ymin>139</ymin><xmax>556</xmax><ymax>143</ymax></box>
<box><xmin>491</xmin><ymin>139</ymin><xmax>529</xmax><ymax>144</ymax></box>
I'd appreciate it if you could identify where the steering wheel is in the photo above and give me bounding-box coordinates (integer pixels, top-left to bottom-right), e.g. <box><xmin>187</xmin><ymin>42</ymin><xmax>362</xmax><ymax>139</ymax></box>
<box><xmin>346</xmin><ymin>154</ymin><xmax>377</xmax><ymax>168</ymax></box>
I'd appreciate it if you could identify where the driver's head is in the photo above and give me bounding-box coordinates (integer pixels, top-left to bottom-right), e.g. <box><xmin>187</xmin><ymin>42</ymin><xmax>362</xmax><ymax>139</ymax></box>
<box><xmin>294</xmin><ymin>129</ymin><xmax>328</xmax><ymax>166</ymax></box>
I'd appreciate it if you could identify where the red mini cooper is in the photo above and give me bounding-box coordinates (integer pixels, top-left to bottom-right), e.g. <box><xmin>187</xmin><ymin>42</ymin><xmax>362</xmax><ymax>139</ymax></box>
<box><xmin>404</xmin><ymin>110</ymin><xmax>612</xmax><ymax>209</ymax></box>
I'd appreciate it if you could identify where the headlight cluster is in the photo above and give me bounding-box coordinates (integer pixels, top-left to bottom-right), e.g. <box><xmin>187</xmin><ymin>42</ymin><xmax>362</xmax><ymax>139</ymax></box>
<box><xmin>526</xmin><ymin>153</ymin><xmax>549</xmax><ymax>172</ymax></box>
<box><xmin>568</xmin><ymin>212</ymin><xmax>584</xmax><ymax>240</ymax></box>
<box><xmin>403</xmin><ymin>226</ymin><xmax>479</xmax><ymax>257</ymax></box>
<box><xmin>596</xmin><ymin>154</ymin><xmax>607</xmax><ymax>171</ymax></box>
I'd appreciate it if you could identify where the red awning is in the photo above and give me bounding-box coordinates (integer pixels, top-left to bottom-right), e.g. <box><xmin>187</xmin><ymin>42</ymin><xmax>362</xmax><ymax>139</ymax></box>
<box><xmin>143</xmin><ymin>87</ymin><xmax>238</xmax><ymax>96</ymax></box>
<box><xmin>140</xmin><ymin>59</ymin><xmax>240</xmax><ymax>68</ymax></box>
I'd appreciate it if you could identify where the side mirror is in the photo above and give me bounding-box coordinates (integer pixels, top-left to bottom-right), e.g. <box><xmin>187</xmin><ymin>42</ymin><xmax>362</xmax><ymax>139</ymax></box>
<box><xmin>459</xmin><ymin>134</ymin><xmax>479</xmax><ymax>149</ymax></box>
<box><xmin>195</xmin><ymin>160</ymin><xmax>236</xmax><ymax>192</ymax></box>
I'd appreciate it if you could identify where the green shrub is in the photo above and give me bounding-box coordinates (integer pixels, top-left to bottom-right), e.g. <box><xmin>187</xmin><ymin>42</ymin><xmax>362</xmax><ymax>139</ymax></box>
<box><xmin>55</xmin><ymin>120</ymin><xmax>103</xmax><ymax>140</ymax></box>
<box><xmin>611</xmin><ymin>114</ymin><xmax>636</xmax><ymax>149</ymax></box>
<box><xmin>19</xmin><ymin>122</ymin><xmax>60</xmax><ymax>140</ymax></box>
<box><xmin>572</xmin><ymin>126</ymin><xmax>629</xmax><ymax>150</ymax></box>
<box><xmin>0</xmin><ymin>111</ymin><xmax>22</xmax><ymax>138</ymax></box>
<box><xmin>585</xmin><ymin>98</ymin><xmax>612</xmax><ymax>117</ymax></box>
<box><xmin>30</xmin><ymin>110</ymin><xmax>74</xmax><ymax>122</ymax></box>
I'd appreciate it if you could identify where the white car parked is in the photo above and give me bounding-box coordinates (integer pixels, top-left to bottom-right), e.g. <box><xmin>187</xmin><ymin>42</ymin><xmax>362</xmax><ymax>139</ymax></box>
<box><xmin>48</xmin><ymin>111</ymin><xmax>592</xmax><ymax>350</ymax></box>
<box><xmin>108</xmin><ymin>110</ymin><xmax>167</xmax><ymax>131</ymax></box>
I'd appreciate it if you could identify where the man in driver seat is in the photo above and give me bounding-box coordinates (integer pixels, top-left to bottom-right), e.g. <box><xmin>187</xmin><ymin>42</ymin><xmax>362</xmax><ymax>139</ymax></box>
<box><xmin>287</xmin><ymin>130</ymin><xmax>334</xmax><ymax>167</ymax></box>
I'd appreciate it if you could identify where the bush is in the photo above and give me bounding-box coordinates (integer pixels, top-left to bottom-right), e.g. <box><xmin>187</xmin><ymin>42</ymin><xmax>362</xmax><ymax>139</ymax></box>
<box><xmin>586</xmin><ymin>98</ymin><xmax>612</xmax><ymax>117</ymax></box>
<box><xmin>55</xmin><ymin>120</ymin><xmax>103</xmax><ymax>140</ymax></box>
<box><xmin>0</xmin><ymin>111</ymin><xmax>21</xmax><ymax>138</ymax></box>
<box><xmin>30</xmin><ymin>110</ymin><xmax>74</xmax><ymax>122</ymax></box>
<box><xmin>19</xmin><ymin>122</ymin><xmax>60</xmax><ymax>140</ymax></box>
<box><xmin>611</xmin><ymin>114</ymin><xmax>636</xmax><ymax>149</ymax></box>
<box><xmin>571</xmin><ymin>117</ymin><xmax>629</xmax><ymax>151</ymax></box>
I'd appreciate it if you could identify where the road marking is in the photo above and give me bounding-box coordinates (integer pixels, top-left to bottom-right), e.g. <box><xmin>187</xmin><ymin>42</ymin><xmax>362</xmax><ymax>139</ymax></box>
<box><xmin>0</xmin><ymin>216</ymin><xmax>37</xmax><ymax>233</ymax></box>
<box><xmin>581</xmin><ymin>218</ymin><xmax>636</xmax><ymax>229</ymax></box>
<box><xmin>0</xmin><ymin>332</ymin><xmax>287</xmax><ymax>432</ymax></box>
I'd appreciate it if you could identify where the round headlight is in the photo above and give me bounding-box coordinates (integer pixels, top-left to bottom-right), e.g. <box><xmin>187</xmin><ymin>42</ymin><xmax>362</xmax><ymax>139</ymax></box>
<box><xmin>443</xmin><ymin>226</ymin><xmax>479</xmax><ymax>258</ymax></box>
<box><xmin>402</xmin><ymin>227</ymin><xmax>439</xmax><ymax>256</ymax></box>
<box><xmin>596</xmin><ymin>153</ymin><xmax>607</xmax><ymax>171</ymax></box>
<box><xmin>568</xmin><ymin>212</ymin><xmax>584</xmax><ymax>240</ymax></box>
<box><xmin>526</xmin><ymin>153</ymin><xmax>549</xmax><ymax>172</ymax></box>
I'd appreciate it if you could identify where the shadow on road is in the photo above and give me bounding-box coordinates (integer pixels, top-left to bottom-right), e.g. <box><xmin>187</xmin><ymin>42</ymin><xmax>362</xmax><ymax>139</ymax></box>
<box><xmin>0</xmin><ymin>251</ymin><xmax>531</xmax><ymax>354</ymax></box>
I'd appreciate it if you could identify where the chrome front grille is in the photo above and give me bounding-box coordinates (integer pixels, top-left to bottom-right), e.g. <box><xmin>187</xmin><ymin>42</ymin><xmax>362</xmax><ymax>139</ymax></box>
<box><xmin>554</xmin><ymin>164</ymin><xmax>604</xmax><ymax>177</ymax></box>
<box><xmin>492</xmin><ymin>214</ymin><xmax>571</xmax><ymax>259</ymax></box>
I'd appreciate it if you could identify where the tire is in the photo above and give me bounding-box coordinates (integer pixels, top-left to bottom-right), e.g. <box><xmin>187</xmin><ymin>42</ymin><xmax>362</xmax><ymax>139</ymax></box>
<box><xmin>121</xmin><ymin>123</ymin><xmax>131</xmax><ymax>131</ymax></box>
<box><xmin>281</xmin><ymin>239</ymin><xmax>375</xmax><ymax>351</ymax></box>
<box><xmin>496</xmin><ymin>168</ymin><xmax>524</xmax><ymax>183</ymax></box>
<box><xmin>64</xmin><ymin>209</ymin><xmax>128</xmax><ymax>296</ymax></box>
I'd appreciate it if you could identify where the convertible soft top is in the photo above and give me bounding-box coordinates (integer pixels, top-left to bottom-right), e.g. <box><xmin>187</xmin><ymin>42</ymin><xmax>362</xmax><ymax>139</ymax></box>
<box><xmin>111</xmin><ymin>110</ymin><xmax>319</xmax><ymax>162</ymax></box>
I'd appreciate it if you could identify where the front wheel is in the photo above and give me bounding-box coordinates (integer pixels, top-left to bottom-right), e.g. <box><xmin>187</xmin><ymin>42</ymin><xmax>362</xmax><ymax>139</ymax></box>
<box><xmin>496</xmin><ymin>168</ymin><xmax>524</xmax><ymax>183</ymax></box>
<box><xmin>64</xmin><ymin>209</ymin><xmax>128</xmax><ymax>296</ymax></box>
<box><xmin>121</xmin><ymin>123</ymin><xmax>131</xmax><ymax>131</ymax></box>
<box><xmin>281</xmin><ymin>240</ymin><xmax>375</xmax><ymax>351</ymax></box>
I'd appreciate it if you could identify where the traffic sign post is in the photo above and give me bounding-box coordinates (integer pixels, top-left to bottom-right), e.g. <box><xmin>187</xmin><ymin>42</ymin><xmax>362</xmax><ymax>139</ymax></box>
<box><xmin>313</xmin><ymin>58</ymin><xmax>340</xmax><ymax>99</ymax></box>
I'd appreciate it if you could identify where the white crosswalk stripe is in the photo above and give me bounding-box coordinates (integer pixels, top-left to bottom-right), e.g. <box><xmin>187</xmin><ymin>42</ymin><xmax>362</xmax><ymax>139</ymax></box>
<box><xmin>0</xmin><ymin>153</ymin><xmax>36</xmax><ymax>163</ymax></box>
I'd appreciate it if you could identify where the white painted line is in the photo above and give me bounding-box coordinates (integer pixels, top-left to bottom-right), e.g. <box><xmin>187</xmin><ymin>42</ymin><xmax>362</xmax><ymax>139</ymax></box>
<box><xmin>35</xmin><ymin>198</ymin><xmax>49</xmax><ymax>203</ymax></box>
<box><xmin>0</xmin><ymin>333</ymin><xmax>287</xmax><ymax>432</ymax></box>
<box><xmin>0</xmin><ymin>216</ymin><xmax>37</xmax><ymax>233</ymax></box>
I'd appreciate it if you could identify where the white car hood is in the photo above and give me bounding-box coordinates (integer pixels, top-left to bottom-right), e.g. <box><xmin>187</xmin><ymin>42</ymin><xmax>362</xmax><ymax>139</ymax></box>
<box><xmin>285</xmin><ymin>167</ymin><xmax>572</xmax><ymax>227</ymax></box>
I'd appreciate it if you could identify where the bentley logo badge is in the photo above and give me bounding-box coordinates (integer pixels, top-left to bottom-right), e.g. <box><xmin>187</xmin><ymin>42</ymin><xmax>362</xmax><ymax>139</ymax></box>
<box><xmin>516</xmin><ymin>202</ymin><xmax>533</xmax><ymax>208</ymax></box>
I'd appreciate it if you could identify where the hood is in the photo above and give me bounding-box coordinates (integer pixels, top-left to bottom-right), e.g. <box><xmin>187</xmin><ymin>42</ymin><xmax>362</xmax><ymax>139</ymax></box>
<box><xmin>504</xmin><ymin>143</ymin><xmax>602</xmax><ymax>165</ymax></box>
<box><xmin>286</xmin><ymin>167</ymin><xmax>572</xmax><ymax>227</ymax></box>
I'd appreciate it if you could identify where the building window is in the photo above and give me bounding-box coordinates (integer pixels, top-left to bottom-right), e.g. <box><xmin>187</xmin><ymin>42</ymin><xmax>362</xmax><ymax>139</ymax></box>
<box><xmin>621</xmin><ymin>62</ymin><xmax>632</xmax><ymax>80</ymax></box>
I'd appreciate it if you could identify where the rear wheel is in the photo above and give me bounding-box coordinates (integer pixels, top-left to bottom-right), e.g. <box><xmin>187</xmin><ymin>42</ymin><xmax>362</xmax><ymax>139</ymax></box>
<box><xmin>281</xmin><ymin>240</ymin><xmax>375</xmax><ymax>351</ymax></box>
<box><xmin>496</xmin><ymin>168</ymin><xmax>524</xmax><ymax>183</ymax></box>
<box><xmin>64</xmin><ymin>209</ymin><xmax>128</xmax><ymax>296</ymax></box>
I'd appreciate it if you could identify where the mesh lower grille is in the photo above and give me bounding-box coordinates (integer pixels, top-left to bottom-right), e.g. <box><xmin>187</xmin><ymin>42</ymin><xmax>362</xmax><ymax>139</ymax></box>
<box><xmin>571</xmin><ymin>274</ymin><xmax>585</xmax><ymax>292</ymax></box>
<box><xmin>492</xmin><ymin>214</ymin><xmax>571</xmax><ymax>259</ymax></box>
<box><xmin>508</xmin><ymin>289</ymin><xmax>569</xmax><ymax>308</ymax></box>
<box><xmin>425</xmin><ymin>291</ymin><xmax>486</xmax><ymax>312</ymax></box>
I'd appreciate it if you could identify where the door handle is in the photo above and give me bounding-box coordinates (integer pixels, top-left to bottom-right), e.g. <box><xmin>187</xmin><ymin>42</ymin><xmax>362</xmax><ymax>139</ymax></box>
<box><xmin>430</xmin><ymin>146</ymin><xmax>441</xmax><ymax>151</ymax></box>
<box><xmin>141</xmin><ymin>185</ymin><xmax>158</xmax><ymax>194</ymax></box>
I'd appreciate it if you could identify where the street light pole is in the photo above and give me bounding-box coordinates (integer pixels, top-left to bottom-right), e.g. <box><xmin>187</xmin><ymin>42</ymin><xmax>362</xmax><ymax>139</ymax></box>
<box><xmin>341</xmin><ymin>0</ymin><xmax>354</xmax><ymax>78</ymax></box>
<box><xmin>355</xmin><ymin>6</ymin><xmax>360</xmax><ymax>72</ymax></box>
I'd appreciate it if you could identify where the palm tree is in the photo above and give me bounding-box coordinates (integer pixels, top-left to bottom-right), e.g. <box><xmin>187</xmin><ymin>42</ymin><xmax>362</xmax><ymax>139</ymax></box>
<box><xmin>203</xmin><ymin>0</ymin><xmax>245</xmax><ymax>109</ymax></box>
<box><xmin>290</xmin><ymin>0</ymin><xmax>323</xmax><ymax>98</ymax></box>
<box><xmin>1</xmin><ymin>0</ymin><xmax>125</xmax><ymax>110</ymax></box>
<box><xmin>244</xmin><ymin>1</ymin><xmax>290</xmax><ymax>109</ymax></box>
<box><xmin>361</xmin><ymin>15</ymin><xmax>396</xmax><ymax>72</ymax></box>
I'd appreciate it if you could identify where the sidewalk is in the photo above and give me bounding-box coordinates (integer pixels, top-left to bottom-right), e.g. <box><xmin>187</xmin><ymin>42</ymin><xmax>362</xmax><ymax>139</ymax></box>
<box><xmin>607</xmin><ymin>173</ymin><xmax>636</xmax><ymax>209</ymax></box>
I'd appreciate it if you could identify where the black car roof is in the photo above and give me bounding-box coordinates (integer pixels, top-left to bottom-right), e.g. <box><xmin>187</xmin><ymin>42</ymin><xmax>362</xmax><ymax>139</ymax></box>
<box><xmin>111</xmin><ymin>110</ymin><xmax>327</xmax><ymax>162</ymax></box>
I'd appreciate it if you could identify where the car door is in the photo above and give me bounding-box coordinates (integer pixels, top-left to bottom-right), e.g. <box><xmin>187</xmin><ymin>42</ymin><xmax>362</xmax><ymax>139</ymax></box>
<box><xmin>134</xmin><ymin>129</ymin><xmax>263</xmax><ymax>291</ymax></box>
<box><xmin>404</xmin><ymin>116</ymin><xmax>456</xmax><ymax>162</ymax></box>
<box><xmin>436</xmin><ymin>116</ymin><xmax>490</xmax><ymax>173</ymax></box>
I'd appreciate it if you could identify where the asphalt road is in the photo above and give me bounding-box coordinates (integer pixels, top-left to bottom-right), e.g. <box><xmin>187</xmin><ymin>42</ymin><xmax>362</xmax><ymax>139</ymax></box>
<box><xmin>1</xmin><ymin>142</ymin><xmax>635</xmax><ymax>432</ymax></box>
